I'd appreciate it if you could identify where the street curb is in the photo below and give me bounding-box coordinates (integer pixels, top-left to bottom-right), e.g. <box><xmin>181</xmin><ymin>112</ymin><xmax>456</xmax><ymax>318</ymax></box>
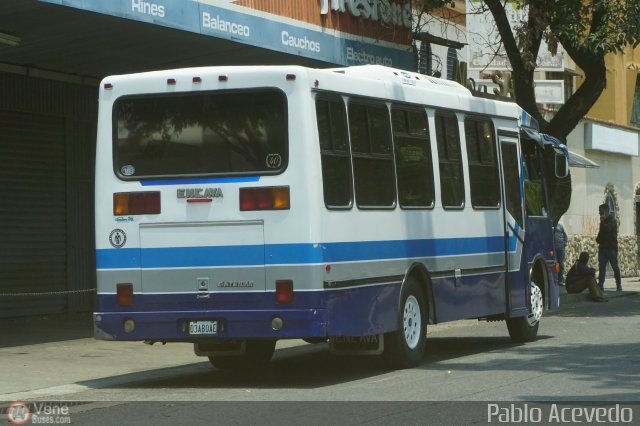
<box><xmin>559</xmin><ymin>289</ymin><xmax>639</xmax><ymax>306</ymax></box>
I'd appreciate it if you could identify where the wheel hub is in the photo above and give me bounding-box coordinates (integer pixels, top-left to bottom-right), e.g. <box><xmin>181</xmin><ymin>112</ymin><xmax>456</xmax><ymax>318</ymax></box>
<box><xmin>527</xmin><ymin>282</ymin><xmax>543</xmax><ymax>326</ymax></box>
<box><xmin>403</xmin><ymin>295</ymin><xmax>421</xmax><ymax>349</ymax></box>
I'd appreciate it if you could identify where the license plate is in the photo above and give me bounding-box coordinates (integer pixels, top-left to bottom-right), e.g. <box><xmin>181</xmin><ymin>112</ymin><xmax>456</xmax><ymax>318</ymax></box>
<box><xmin>189</xmin><ymin>320</ymin><xmax>218</xmax><ymax>336</ymax></box>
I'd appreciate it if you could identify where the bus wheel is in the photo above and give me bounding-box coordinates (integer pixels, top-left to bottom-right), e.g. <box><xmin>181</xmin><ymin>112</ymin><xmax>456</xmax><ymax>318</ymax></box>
<box><xmin>383</xmin><ymin>277</ymin><xmax>426</xmax><ymax>369</ymax></box>
<box><xmin>506</xmin><ymin>279</ymin><xmax>543</xmax><ymax>342</ymax></box>
<box><xmin>208</xmin><ymin>340</ymin><xmax>276</xmax><ymax>370</ymax></box>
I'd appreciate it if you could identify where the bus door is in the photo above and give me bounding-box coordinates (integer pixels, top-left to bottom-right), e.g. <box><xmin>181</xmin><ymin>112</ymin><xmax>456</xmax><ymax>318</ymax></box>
<box><xmin>498</xmin><ymin>133</ymin><xmax>528</xmax><ymax>316</ymax></box>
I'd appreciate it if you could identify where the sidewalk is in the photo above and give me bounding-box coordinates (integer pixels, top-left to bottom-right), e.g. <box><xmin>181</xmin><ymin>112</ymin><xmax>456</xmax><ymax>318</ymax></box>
<box><xmin>559</xmin><ymin>276</ymin><xmax>640</xmax><ymax>305</ymax></box>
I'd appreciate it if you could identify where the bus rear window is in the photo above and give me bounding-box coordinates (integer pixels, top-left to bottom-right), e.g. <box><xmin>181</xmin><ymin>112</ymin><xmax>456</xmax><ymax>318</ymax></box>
<box><xmin>113</xmin><ymin>89</ymin><xmax>287</xmax><ymax>179</ymax></box>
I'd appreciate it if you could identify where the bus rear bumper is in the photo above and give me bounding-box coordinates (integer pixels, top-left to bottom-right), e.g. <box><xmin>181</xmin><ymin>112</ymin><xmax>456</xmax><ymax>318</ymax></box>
<box><xmin>93</xmin><ymin>309</ymin><xmax>328</xmax><ymax>341</ymax></box>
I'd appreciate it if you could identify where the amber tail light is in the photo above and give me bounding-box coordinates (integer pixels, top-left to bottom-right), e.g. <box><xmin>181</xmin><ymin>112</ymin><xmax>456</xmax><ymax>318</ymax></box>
<box><xmin>240</xmin><ymin>186</ymin><xmax>290</xmax><ymax>211</ymax></box>
<box><xmin>114</xmin><ymin>192</ymin><xmax>160</xmax><ymax>215</ymax></box>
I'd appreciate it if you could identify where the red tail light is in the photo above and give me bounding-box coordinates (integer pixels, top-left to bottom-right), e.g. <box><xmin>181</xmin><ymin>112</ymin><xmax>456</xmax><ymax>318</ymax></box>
<box><xmin>114</xmin><ymin>192</ymin><xmax>161</xmax><ymax>215</ymax></box>
<box><xmin>117</xmin><ymin>283</ymin><xmax>133</xmax><ymax>306</ymax></box>
<box><xmin>240</xmin><ymin>186</ymin><xmax>290</xmax><ymax>211</ymax></box>
<box><xmin>276</xmin><ymin>280</ymin><xmax>293</xmax><ymax>304</ymax></box>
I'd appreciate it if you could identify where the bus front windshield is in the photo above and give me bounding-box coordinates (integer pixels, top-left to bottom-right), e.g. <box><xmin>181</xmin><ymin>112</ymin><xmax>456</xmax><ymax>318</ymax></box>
<box><xmin>113</xmin><ymin>89</ymin><xmax>288</xmax><ymax>179</ymax></box>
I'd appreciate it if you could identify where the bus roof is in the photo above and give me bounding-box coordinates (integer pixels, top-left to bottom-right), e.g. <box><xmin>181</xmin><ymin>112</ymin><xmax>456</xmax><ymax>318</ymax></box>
<box><xmin>321</xmin><ymin>64</ymin><xmax>470</xmax><ymax>95</ymax></box>
<box><xmin>101</xmin><ymin>64</ymin><xmax>524</xmax><ymax>122</ymax></box>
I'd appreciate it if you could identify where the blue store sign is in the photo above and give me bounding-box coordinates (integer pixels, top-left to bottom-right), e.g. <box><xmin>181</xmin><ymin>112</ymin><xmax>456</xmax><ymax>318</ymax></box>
<box><xmin>39</xmin><ymin>0</ymin><xmax>414</xmax><ymax>70</ymax></box>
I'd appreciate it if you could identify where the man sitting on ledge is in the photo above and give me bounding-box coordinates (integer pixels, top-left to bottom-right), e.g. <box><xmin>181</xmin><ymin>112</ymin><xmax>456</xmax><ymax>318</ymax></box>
<box><xmin>565</xmin><ymin>251</ymin><xmax>608</xmax><ymax>302</ymax></box>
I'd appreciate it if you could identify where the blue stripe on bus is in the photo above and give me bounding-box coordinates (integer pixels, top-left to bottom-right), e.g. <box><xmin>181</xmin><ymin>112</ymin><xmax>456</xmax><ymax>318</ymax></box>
<box><xmin>139</xmin><ymin>176</ymin><xmax>260</xmax><ymax>186</ymax></box>
<box><xmin>319</xmin><ymin>237</ymin><xmax>505</xmax><ymax>262</ymax></box>
<box><xmin>509</xmin><ymin>223</ymin><xmax>519</xmax><ymax>250</ymax></box>
<box><xmin>96</xmin><ymin>236</ymin><xmax>509</xmax><ymax>269</ymax></box>
<box><xmin>96</xmin><ymin>246</ymin><xmax>265</xmax><ymax>269</ymax></box>
<box><xmin>97</xmin><ymin>248</ymin><xmax>141</xmax><ymax>269</ymax></box>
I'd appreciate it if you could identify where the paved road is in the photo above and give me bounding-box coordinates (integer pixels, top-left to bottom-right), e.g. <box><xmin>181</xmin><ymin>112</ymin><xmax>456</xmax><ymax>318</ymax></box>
<box><xmin>1</xmin><ymin>278</ymin><xmax>639</xmax><ymax>424</ymax></box>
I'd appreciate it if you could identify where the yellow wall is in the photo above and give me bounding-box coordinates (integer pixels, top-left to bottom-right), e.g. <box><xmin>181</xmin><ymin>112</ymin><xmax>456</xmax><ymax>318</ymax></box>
<box><xmin>579</xmin><ymin>45</ymin><xmax>640</xmax><ymax>126</ymax></box>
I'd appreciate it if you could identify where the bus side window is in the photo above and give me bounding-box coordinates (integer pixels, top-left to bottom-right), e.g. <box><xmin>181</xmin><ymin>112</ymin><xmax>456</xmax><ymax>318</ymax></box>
<box><xmin>316</xmin><ymin>96</ymin><xmax>352</xmax><ymax>208</ymax></box>
<box><xmin>391</xmin><ymin>106</ymin><xmax>435</xmax><ymax>208</ymax></box>
<box><xmin>464</xmin><ymin>117</ymin><xmax>500</xmax><ymax>208</ymax></box>
<box><xmin>435</xmin><ymin>111</ymin><xmax>464</xmax><ymax>208</ymax></box>
<box><xmin>348</xmin><ymin>100</ymin><xmax>396</xmax><ymax>208</ymax></box>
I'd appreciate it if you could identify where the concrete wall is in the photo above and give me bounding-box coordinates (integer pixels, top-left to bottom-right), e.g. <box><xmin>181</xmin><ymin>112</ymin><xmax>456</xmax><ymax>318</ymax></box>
<box><xmin>563</xmin><ymin>120</ymin><xmax>640</xmax><ymax>276</ymax></box>
<box><xmin>564</xmin><ymin>235</ymin><xmax>638</xmax><ymax>279</ymax></box>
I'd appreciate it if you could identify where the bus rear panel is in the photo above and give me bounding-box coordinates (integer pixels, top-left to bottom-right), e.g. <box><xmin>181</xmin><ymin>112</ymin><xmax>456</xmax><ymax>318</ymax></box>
<box><xmin>95</xmin><ymin>67</ymin><xmax>328</xmax><ymax>342</ymax></box>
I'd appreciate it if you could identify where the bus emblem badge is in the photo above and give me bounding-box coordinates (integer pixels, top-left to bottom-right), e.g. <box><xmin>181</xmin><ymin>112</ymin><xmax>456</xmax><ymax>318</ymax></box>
<box><xmin>109</xmin><ymin>229</ymin><xmax>127</xmax><ymax>248</ymax></box>
<box><xmin>266</xmin><ymin>153</ymin><xmax>282</xmax><ymax>169</ymax></box>
<box><xmin>121</xmin><ymin>164</ymin><xmax>135</xmax><ymax>176</ymax></box>
<box><xmin>197</xmin><ymin>278</ymin><xmax>210</xmax><ymax>299</ymax></box>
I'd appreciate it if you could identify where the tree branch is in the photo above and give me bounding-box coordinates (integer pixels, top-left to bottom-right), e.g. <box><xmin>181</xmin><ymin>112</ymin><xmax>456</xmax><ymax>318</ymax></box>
<box><xmin>547</xmin><ymin>37</ymin><xmax>606</xmax><ymax>140</ymax></box>
<box><xmin>484</xmin><ymin>0</ymin><xmax>540</xmax><ymax>126</ymax></box>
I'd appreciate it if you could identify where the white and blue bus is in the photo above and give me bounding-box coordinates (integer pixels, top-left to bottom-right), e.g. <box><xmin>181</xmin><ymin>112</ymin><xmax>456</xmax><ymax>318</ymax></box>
<box><xmin>94</xmin><ymin>65</ymin><xmax>570</xmax><ymax>369</ymax></box>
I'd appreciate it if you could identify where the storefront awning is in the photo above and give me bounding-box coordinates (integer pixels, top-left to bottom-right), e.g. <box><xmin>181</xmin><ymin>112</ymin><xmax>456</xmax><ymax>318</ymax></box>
<box><xmin>541</xmin><ymin>133</ymin><xmax>600</xmax><ymax>168</ymax></box>
<box><xmin>567</xmin><ymin>151</ymin><xmax>600</xmax><ymax>168</ymax></box>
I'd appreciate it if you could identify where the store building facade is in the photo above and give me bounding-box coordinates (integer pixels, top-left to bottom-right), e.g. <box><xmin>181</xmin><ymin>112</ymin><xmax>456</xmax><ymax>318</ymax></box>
<box><xmin>0</xmin><ymin>0</ymin><xmax>414</xmax><ymax>317</ymax></box>
<box><xmin>563</xmin><ymin>45</ymin><xmax>640</xmax><ymax>276</ymax></box>
<box><xmin>443</xmin><ymin>2</ymin><xmax>640</xmax><ymax>278</ymax></box>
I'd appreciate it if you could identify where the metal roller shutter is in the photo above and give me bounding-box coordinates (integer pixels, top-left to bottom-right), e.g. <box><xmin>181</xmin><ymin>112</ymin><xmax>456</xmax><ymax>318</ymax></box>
<box><xmin>0</xmin><ymin>110</ymin><xmax>67</xmax><ymax>317</ymax></box>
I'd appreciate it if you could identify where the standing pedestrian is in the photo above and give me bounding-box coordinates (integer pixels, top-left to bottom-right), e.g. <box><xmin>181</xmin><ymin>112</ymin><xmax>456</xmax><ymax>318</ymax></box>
<box><xmin>596</xmin><ymin>203</ymin><xmax>622</xmax><ymax>291</ymax></box>
<box><xmin>554</xmin><ymin>221</ymin><xmax>568</xmax><ymax>286</ymax></box>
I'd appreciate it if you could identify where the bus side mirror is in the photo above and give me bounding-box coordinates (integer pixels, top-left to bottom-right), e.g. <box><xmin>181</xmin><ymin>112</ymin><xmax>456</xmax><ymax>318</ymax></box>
<box><xmin>555</xmin><ymin>153</ymin><xmax>568</xmax><ymax>178</ymax></box>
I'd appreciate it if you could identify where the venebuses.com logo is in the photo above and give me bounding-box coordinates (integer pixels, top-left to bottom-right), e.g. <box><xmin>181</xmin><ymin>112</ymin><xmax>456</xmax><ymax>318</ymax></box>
<box><xmin>3</xmin><ymin>401</ymin><xmax>72</xmax><ymax>425</ymax></box>
<box><xmin>6</xmin><ymin>402</ymin><xmax>30</xmax><ymax>425</ymax></box>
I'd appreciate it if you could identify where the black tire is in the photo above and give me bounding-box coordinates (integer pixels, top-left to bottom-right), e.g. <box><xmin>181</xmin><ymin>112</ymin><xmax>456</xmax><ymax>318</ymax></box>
<box><xmin>383</xmin><ymin>277</ymin><xmax>427</xmax><ymax>369</ymax></box>
<box><xmin>208</xmin><ymin>340</ymin><xmax>276</xmax><ymax>370</ymax></box>
<box><xmin>506</xmin><ymin>278</ymin><xmax>543</xmax><ymax>342</ymax></box>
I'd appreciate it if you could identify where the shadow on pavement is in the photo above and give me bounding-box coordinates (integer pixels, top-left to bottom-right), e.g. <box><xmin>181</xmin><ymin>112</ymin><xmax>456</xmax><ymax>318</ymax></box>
<box><xmin>66</xmin><ymin>330</ymin><xmax>638</xmax><ymax>399</ymax></box>
<box><xmin>0</xmin><ymin>313</ymin><xmax>93</xmax><ymax>348</ymax></box>
<box><xmin>553</xmin><ymin>291</ymin><xmax>640</xmax><ymax>318</ymax></box>
<box><xmin>438</xmin><ymin>339</ymin><xmax>640</xmax><ymax>401</ymax></box>
<box><xmin>71</xmin><ymin>335</ymin><xmax>542</xmax><ymax>391</ymax></box>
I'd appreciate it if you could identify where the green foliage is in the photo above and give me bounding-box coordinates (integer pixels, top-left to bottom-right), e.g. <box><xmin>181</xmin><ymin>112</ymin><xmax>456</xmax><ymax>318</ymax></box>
<box><xmin>548</xmin><ymin>1</ymin><xmax>640</xmax><ymax>55</ymax></box>
<box><xmin>414</xmin><ymin>0</ymin><xmax>639</xmax><ymax>140</ymax></box>
<box><xmin>416</xmin><ymin>0</ymin><xmax>640</xmax><ymax>57</ymax></box>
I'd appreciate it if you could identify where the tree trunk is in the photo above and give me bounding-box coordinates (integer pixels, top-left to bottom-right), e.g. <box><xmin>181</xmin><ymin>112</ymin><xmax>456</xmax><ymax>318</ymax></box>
<box><xmin>546</xmin><ymin>43</ymin><xmax>606</xmax><ymax>140</ymax></box>
<box><xmin>485</xmin><ymin>0</ymin><xmax>543</xmax><ymax>129</ymax></box>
